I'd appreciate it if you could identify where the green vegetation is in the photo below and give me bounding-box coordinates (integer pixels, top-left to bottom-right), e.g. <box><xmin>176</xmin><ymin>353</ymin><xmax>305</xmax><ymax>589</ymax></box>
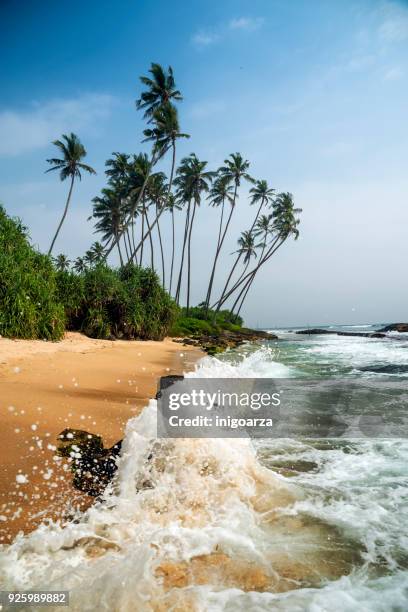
<box><xmin>56</xmin><ymin>264</ymin><xmax>178</xmax><ymax>340</ymax></box>
<box><xmin>1</xmin><ymin>62</ymin><xmax>302</xmax><ymax>344</ymax></box>
<box><xmin>170</xmin><ymin>307</ymin><xmax>242</xmax><ymax>337</ymax></box>
<box><xmin>0</xmin><ymin>205</ymin><xmax>176</xmax><ymax>342</ymax></box>
<box><xmin>0</xmin><ymin>205</ymin><xmax>65</xmax><ymax>340</ymax></box>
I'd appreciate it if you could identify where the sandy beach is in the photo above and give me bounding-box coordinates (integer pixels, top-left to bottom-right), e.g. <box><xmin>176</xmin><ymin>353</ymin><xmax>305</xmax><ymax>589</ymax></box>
<box><xmin>0</xmin><ymin>332</ymin><xmax>202</xmax><ymax>544</ymax></box>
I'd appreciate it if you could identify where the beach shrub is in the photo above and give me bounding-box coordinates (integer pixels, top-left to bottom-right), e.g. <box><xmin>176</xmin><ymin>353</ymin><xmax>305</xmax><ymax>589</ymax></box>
<box><xmin>0</xmin><ymin>205</ymin><xmax>65</xmax><ymax>340</ymax></box>
<box><xmin>169</xmin><ymin>306</ymin><xmax>243</xmax><ymax>337</ymax></box>
<box><xmin>57</xmin><ymin>263</ymin><xmax>178</xmax><ymax>340</ymax></box>
<box><xmin>55</xmin><ymin>270</ymin><xmax>85</xmax><ymax>330</ymax></box>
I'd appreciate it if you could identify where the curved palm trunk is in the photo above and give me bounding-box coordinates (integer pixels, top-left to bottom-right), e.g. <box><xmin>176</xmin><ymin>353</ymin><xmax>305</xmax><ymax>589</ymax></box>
<box><xmin>131</xmin><ymin>219</ymin><xmax>136</xmax><ymax>258</ymax></box>
<box><xmin>140</xmin><ymin>200</ymin><xmax>146</xmax><ymax>266</ymax></box>
<box><xmin>145</xmin><ymin>209</ymin><xmax>155</xmax><ymax>269</ymax></box>
<box><xmin>214</xmin><ymin>236</ymin><xmax>284</xmax><ymax>310</ymax></box>
<box><xmin>105</xmin><ymin>152</ymin><xmax>157</xmax><ymax>259</ymax></box>
<box><xmin>115</xmin><ymin>229</ymin><xmax>124</xmax><ymax>267</ymax></box>
<box><xmin>170</xmin><ymin>208</ymin><xmax>175</xmax><ymax>294</ymax></box>
<box><xmin>186</xmin><ymin>199</ymin><xmax>198</xmax><ymax>315</ymax></box>
<box><xmin>203</xmin><ymin>198</ymin><xmax>225</xmax><ymax>314</ymax></box>
<box><xmin>175</xmin><ymin>200</ymin><xmax>191</xmax><ymax>305</ymax></box>
<box><xmin>48</xmin><ymin>174</ymin><xmax>75</xmax><ymax>255</ymax></box>
<box><xmin>233</xmin><ymin>259</ymin><xmax>250</xmax><ymax>290</ymax></box>
<box><xmin>167</xmin><ymin>142</ymin><xmax>178</xmax><ymax>295</ymax></box>
<box><xmin>156</xmin><ymin>204</ymin><xmax>165</xmax><ymax>287</ymax></box>
<box><xmin>214</xmin><ymin>197</ymin><xmax>264</xmax><ymax>313</ymax></box>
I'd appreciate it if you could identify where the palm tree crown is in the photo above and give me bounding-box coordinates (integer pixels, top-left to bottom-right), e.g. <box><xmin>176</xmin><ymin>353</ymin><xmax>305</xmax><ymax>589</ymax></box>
<box><xmin>46</xmin><ymin>133</ymin><xmax>96</xmax><ymax>181</ymax></box>
<box><xmin>250</xmin><ymin>180</ymin><xmax>275</xmax><ymax>207</ymax></box>
<box><xmin>143</xmin><ymin>102</ymin><xmax>189</xmax><ymax>160</ymax></box>
<box><xmin>54</xmin><ymin>254</ymin><xmax>71</xmax><ymax>272</ymax></box>
<box><xmin>235</xmin><ymin>231</ymin><xmax>258</xmax><ymax>264</ymax></box>
<box><xmin>136</xmin><ymin>63</ymin><xmax>182</xmax><ymax>119</ymax></box>
<box><xmin>208</xmin><ymin>176</ymin><xmax>234</xmax><ymax>208</ymax></box>
<box><xmin>219</xmin><ymin>153</ymin><xmax>253</xmax><ymax>187</ymax></box>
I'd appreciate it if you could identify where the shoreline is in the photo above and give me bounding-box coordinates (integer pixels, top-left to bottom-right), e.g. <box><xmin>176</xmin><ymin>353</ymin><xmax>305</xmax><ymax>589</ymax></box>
<box><xmin>0</xmin><ymin>332</ymin><xmax>203</xmax><ymax>544</ymax></box>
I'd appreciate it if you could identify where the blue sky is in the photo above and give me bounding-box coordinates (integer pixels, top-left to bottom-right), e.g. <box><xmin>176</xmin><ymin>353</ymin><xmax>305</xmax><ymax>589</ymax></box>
<box><xmin>1</xmin><ymin>0</ymin><xmax>407</xmax><ymax>326</ymax></box>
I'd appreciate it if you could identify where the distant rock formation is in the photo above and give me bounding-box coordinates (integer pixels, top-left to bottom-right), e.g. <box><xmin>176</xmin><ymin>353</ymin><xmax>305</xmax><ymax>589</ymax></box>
<box><xmin>295</xmin><ymin>329</ymin><xmax>386</xmax><ymax>339</ymax></box>
<box><xmin>175</xmin><ymin>327</ymin><xmax>277</xmax><ymax>355</ymax></box>
<box><xmin>378</xmin><ymin>323</ymin><xmax>408</xmax><ymax>333</ymax></box>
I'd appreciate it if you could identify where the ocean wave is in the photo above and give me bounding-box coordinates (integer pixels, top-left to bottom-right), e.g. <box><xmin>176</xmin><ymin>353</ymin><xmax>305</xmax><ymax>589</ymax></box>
<box><xmin>0</xmin><ymin>348</ymin><xmax>407</xmax><ymax>611</ymax></box>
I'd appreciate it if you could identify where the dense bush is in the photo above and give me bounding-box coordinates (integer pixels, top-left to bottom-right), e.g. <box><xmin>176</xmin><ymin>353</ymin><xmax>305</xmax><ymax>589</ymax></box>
<box><xmin>56</xmin><ymin>263</ymin><xmax>178</xmax><ymax>340</ymax></box>
<box><xmin>0</xmin><ymin>205</ymin><xmax>65</xmax><ymax>340</ymax></box>
<box><xmin>181</xmin><ymin>305</ymin><xmax>243</xmax><ymax>327</ymax></box>
<box><xmin>170</xmin><ymin>307</ymin><xmax>243</xmax><ymax>337</ymax></box>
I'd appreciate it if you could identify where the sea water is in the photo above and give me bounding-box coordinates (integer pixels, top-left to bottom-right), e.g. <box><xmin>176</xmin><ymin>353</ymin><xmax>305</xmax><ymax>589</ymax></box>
<box><xmin>0</xmin><ymin>325</ymin><xmax>407</xmax><ymax>611</ymax></box>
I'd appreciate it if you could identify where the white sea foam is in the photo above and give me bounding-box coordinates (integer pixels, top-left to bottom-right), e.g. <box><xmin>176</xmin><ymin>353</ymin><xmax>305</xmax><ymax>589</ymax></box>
<box><xmin>0</xmin><ymin>343</ymin><xmax>407</xmax><ymax>611</ymax></box>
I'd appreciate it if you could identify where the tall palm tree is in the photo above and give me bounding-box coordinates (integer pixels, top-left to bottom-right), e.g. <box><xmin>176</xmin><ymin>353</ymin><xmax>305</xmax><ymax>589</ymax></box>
<box><xmin>248</xmin><ymin>180</ymin><xmax>275</xmax><ymax>231</ymax></box>
<box><xmin>46</xmin><ymin>133</ymin><xmax>96</xmax><ymax>255</ymax></box>
<box><xmin>173</xmin><ymin>154</ymin><xmax>215</xmax><ymax>311</ymax></box>
<box><xmin>215</xmin><ymin>194</ymin><xmax>301</xmax><ymax>312</ymax></box>
<box><xmin>212</xmin><ymin>153</ymin><xmax>253</xmax><ymax>315</ymax></box>
<box><xmin>136</xmin><ymin>63</ymin><xmax>182</xmax><ymax>119</ymax></box>
<box><xmin>105</xmin><ymin>66</ymin><xmax>183</xmax><ymax>260</ymax></box>
<box><xmin>54</xmin><ymin>254</ymin><xmax>71</xmax><ymax>272</ymax></box>
<box><xmin>215</xmin><ymin>179</ymin><xmax>274</xmax><ymax>312</ymax></box>
<box><xmin>146</xmin><ymin>172</ymin><xmax>168</xmax><ymax>284</ymax></box>
<box><xmin>204</xmin><ymin>176</ymin><xmax>234</xmax><ymax>311</ymax></box>
<box><xmin>167</xmin><ymin>193</ymin><xmax>182</xmax><ymax>295</ymax></box>
<box><xmin>232</xmin><ymin>214</ymin><xmax>275</xmax><ymax>318</ymax></box>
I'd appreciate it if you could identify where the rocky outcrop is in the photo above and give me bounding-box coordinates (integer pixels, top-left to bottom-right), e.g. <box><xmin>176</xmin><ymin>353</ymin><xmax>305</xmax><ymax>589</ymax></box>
<box><xmin>378</xmin><ymin>323</ymin><xmax>408</xmax><ymax>333</ymax></box>
<box><xmin>57</xmin><ymin>429</ymin><xmax>122</xmax><ymax>497</ymax></box>
<box><xmin>295</xmin><ymin>329</ymin><xmax>386</xmax><ymax>339</ymax></box>
<box><xmin>175</xmin><ymin>327</ymin><xmax>276</xmax><ymax>355</ymax></box>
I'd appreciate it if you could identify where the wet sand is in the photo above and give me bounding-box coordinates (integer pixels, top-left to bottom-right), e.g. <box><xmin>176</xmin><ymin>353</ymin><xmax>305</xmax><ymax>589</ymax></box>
<box><xmin>0</xmin><ymin>333</ymin><xmax>202</xmax><ymax>543</ymax></box>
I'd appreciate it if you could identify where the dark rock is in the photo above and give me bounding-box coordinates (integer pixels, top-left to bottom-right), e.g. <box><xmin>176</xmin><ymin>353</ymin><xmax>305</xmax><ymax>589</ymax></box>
<box><xmin>57</xmin><ymin>429</ymin><xmax>122</xmax><ymax>497</ymax></box>
<box><xmin>295</xmin><ymin>329</ymin><xmax>386</xmax><ymax>339</ymax></box>
<box><xmin>378</xmin><ymin>323</ymin><xmax>408</xmax><ymax>333</ymax></box>
<box><xmin>178</xmin><ymin>327</ymin><xmax>277</xmax><ymax>355</ymax></box>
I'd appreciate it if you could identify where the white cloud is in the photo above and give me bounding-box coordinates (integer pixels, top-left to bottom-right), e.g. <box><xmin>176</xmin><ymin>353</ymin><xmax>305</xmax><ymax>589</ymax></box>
<box><xmin>0</xmin><ymin>93</ymin><xmax>116</xmax><ymax>156</ymax></box>
<box><xmin>191</xmin><ymin>31</ymin><xmax>219</xmax><ymax>47</ymax></box>
<box><xmin>383</xmin><ymin>66</ymin><xmax>404</xmax><ymax>80</ymax></box>
<box><xmin>192</xmin><ymin>16</ymin><xmax>264</xmax><ymax>48</ymax></box>
<box><xmin>229</xmin><ymin>17</ymin><xmax>264</xmax><ymax>31</ymax></box>
<box><xmin>378</xmin><ymin>1</ymin><xmax>408</xmax><ymax>43</ymax></box>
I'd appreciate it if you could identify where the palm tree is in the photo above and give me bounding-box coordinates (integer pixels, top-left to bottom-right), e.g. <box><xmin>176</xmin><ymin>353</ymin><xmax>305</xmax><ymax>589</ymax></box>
<box><xmin>91</xmin><ymin>188</ymin><xmax>126</xmax><ymax>266</ymax></box>
<box><xmin>231</xmin><ymin>214</ymin><xmax>275</xmax><ymax>318</ymax></box>
<box><xmin>106</xmin><ymin>66</ymin><xmax>185</xmax><ymax>262</ymax></box>
<box><xmin>248</xmin><ymin>180</ymin><xmax>275</xmax><ymax>231</ymax></box>
<box><xmin>73</xmin><ymin>256</ymin><xmax>87</xmax><ymax>274</ymax></box>
<box><xmin>173</xmin><ymin>154</ymin><xmax>215</xmax><ymax>311</ymax></box>
<box><xmin>146</xmin><ymin>172</ymin><xmax>168</xmax><ymax>284</ymax></box>
<box><xmin>105</xmin><ymin>152</ymin><xmax>130</xmax><ymax>185</ymax></box>
<box><xmin>214</xmin><ymin>194</ymin><xmax>301</xmax><ymax>312</ymax></box>
<box><xmin>46</xmin><ymin>133</ymin><xmax>96</xmax><ymax>255</ymax></box>
<box><xmin>212</xmin><ymin>153</ymin><xmax>253</xmax><ymax>315</ymax></box>
<box><xmin>136</xmin><ymin>63</ymin><xmax>182</xmax><ymax>119</ymax></box>
<box><xmin>89</xmin><ymin>241</ymin><xmax>105</xmax><ymax>264</ymax></box>
<box><xmin>204</xmin><ymin>176</ymin><xmax>234</xmax><ymax>311</ymax></box>
<box><xmin>54</xmin><ymin>254</ymin><xmax>71</xmax><ymax>272</ymax></box>
<box><xmin>214</xmin><ymin>179</ymin><xmax>274</xmax><ymax>312</ymax></box>
<box><xmin>167</xmin><ymin>193</ymin><xmax>182</xmax><ymax>295</ymax></box>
